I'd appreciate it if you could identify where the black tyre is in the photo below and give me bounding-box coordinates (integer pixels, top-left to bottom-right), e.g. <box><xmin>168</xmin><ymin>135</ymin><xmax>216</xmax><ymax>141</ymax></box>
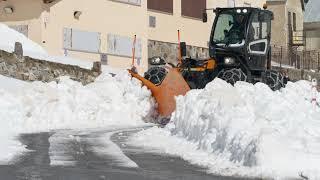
<box><xmin>264</xmin><ymin>70</ymin><xmax>285</xmax><ymax>91</ymax></box>
<box><xmin>218</xmin><ymin>68</ymin><xmax>247</xmax><ymax>85</ymax></box>
<box><xmin>144</xmin><ymin>66</ymin><xmax>168</xmax><ymax>86</ymax></box>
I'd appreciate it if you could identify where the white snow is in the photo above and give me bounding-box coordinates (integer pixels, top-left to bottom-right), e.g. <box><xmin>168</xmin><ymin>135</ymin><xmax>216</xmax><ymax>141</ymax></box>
<box><xmin>0</xmin><ymin>71</ymin><xmax>155</xmax><ymax>164</ymax></box>
<box><xmin>0</xmin><ymin>70</ymin><xmax>154</xmax><ymax>164</ymax></box>
<box><xmin>90</xmin><ymin>132</ymin><xmax>138</xmax><ymax>168</ymax></box>
<box><xmin>130</xmin><ymin>79</ymin><xmax>320</xmax><ymax>180</ymax></box>
<box><xmin>2</xmin><ymin>21</ymin><xmax>320</xmax><ymax>180</ymax></box>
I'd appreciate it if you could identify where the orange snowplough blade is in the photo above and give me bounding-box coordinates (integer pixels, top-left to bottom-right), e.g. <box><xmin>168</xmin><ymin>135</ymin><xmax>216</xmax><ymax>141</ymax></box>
<box><xmin>129</xmin><ymin>68</ymin><xmax>190</xmax><ymax>117</ymax></box>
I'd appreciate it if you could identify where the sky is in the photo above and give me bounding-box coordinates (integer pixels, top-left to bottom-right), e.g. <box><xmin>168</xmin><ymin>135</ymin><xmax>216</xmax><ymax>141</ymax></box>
<box><xmin>304</xmin><ymin>0</ymin><xmax>320</xmax><ymax>22</ymax></box>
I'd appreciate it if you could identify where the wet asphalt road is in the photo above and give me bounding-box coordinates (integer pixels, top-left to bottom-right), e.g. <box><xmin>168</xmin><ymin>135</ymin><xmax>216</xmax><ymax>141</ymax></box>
<box><xmin>0</xmin><ymin>128</ymin><xmax>254</xmax><ymax>180</ymax></box>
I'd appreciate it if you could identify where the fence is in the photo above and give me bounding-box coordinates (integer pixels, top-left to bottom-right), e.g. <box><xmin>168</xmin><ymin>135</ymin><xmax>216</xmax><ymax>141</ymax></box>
<box><xmin>271</xmin><ymin>44</ymin><xmax>320</xmax><ymax>71</ymax></box>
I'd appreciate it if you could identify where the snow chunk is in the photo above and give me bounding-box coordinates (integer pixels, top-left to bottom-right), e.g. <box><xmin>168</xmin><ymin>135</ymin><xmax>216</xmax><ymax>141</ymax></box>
<box><xmin>130</xmin><ymin>79</ymin><xmax>320</xmax><ymax>179</ymax></box>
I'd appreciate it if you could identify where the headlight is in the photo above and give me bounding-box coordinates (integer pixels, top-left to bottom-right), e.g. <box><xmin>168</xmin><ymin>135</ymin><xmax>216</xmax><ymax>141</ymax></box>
<box><xmin>224</xmin><ymin>57</ymin><xmax>236</xmax><ymax>65</ymax></box>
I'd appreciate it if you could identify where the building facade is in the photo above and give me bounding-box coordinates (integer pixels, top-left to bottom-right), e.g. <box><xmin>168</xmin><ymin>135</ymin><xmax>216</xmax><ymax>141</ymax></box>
<box><xmin>266</xmin><ymin>0</ymin><xmax>306</xmax><ymax>49</ymax></box>
<box><xmin>1</xmin><ymin>0</ymin><xmax>265</xmax><ymax>72</ymax></box>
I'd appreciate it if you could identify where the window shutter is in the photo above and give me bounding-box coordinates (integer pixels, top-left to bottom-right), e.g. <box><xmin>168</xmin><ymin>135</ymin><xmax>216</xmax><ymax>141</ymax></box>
<box><xmin>147</xmin><ymin>0</ymin><xmax>173</xmax><ymax>14</ymax></box>
<box><xmin>181</xmin><ymin>0</ymin><xmax>206</xmax><ymax>19</ymax></box>
<box><xmin>63</xmin><ymin>28</ymin><xmax>72</xmax><ymax>49</ymax></box>
<box><xmin>107</xmin><ymin>34</ymin><xmax>142</xmax><ymax>58</ymax></box>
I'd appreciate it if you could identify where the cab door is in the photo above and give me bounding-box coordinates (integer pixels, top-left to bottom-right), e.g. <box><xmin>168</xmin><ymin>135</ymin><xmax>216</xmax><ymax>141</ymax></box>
<box><xmin>247</xmin><ymin>11</ymin><xmax>272</xmax><ymax>70</ymax></box>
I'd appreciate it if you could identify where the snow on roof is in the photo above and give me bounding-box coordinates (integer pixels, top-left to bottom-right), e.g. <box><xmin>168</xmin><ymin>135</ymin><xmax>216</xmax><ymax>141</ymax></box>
<box><xmin>0</xmin><ymin>23</ymin><xmax>93</xmax><ymax>69</ymax></box>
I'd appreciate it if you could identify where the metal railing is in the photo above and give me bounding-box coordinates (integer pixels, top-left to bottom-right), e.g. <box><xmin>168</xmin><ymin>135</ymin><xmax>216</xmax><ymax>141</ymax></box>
<box><xmin>271</xmin><ymin>44</ymin><xmax>320</xmax><ymax>71</ymax></box>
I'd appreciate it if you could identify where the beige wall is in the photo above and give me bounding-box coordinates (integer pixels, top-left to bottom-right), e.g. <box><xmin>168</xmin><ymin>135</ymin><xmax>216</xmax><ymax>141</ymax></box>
<box><xmin>0</xmin><ymin>0</ymin><xmax>44</xmax><ymax>45</ymax></box>
<box><xmin>267</xmin><ymin>2</ymin><xmax>286</xmax><ymax>47</ymax></box>
<box><xmin>267</xmin><ymin>0</ymin><xmax>304</xmax><ymax>49</ymax></box>
<box><xmin>1</xmin><ymin>0</ymin><xmax>266</xmax><ymax>73</ymax></box>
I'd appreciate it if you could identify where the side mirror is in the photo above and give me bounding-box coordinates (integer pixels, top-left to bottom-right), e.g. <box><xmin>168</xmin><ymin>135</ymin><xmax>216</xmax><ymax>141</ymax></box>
<box><xmin>180</xmin><ymin>42</ymin><xmax>187</xmax><ymax>57</ymax></box>
<box><xmin>202</xmin><ymin>12</ymin><xmax>208</xmax><ymax>23</ymax></box>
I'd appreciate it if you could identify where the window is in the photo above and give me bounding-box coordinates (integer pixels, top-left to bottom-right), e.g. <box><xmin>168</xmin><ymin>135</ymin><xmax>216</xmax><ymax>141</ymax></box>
<box><xmin>111</xmin><ymin>0</ymin><xmax>141</xmax><ymax>6</ymax></box>
<box><xmin>107</xmin><ymin>34</ymin><xmax>142</xmax><ymax>58</ymax></box>
<box><xmin>63</xmin><ymin>28</ymin><xmax>100</xmax><ymax>53</ymax></box>
<box><xmin>181</xmin><ymin>0</ymin><xmax>206</xmax><ymax>19</ymax></box>
<box><xmin>250</xmin><ymin>13</ymin><xmax>269</xmax><ymax>40</ymax></box>
<box><xmin>248</xmin><ymin>12</ymin><xmax>271</xmax><ymax>54</ymax></box>
<box><xmin>212</xmin><ymin>10</ymin><xmax>248</xmax><ymax>45</ymax></box>
<box><xmin>147</xmin><ymin>0</ymin><xmax>173</xmax><ymax>14</ymax></box>
<box><xmin>149</xmin><ymin>16</ymin><xmax>156</xmax><ymax>28</ymax></box>
<box><xmin>293</xmin><ymin>12</ymin><xmax>297</xmax><ymax>31</ymax></box>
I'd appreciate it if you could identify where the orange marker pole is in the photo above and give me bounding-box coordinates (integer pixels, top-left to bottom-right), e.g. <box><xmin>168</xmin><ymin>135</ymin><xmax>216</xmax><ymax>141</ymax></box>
<box><xmin>131</xmin><ymin>35</ymin><xmax>137</xmax><ymax>68</ymax></box>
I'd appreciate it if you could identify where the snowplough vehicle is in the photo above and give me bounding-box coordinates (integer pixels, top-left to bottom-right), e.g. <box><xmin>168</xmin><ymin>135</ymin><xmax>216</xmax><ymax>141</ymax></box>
<box><xmin>129</xmin><ymin>6</ymin><xmax>285</xmax><ymax>119</ymax></box>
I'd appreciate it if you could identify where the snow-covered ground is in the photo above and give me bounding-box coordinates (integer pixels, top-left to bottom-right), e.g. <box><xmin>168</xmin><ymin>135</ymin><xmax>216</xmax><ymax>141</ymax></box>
<box><xmin>2</xmin><ymin>22</ymin><xmax>320</xmax><ymax>180</ymax></box>
<box><xmin>130</xmin><ymin>79</ymin><xmax>320</xmax><ymax>180</ymax></box>
<box><xmin>0</xmin><ymin>70</ymin><xmax>155</xmax><ymax>163</ymax></box>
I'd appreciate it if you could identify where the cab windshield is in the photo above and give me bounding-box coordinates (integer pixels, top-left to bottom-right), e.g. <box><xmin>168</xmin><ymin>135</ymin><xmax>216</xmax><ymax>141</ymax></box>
<box><xmin>212</xmin><ymin>10</ymin><xmax>248</xmax><ymax>46</ymax></box>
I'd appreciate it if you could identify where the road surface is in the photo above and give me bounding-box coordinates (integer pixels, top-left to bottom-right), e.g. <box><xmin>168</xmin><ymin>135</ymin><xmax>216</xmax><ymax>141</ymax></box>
<box><xmin>0</xmin><ymin>128</ymin><xmax>255</xmax><ymax>180</ymax></box>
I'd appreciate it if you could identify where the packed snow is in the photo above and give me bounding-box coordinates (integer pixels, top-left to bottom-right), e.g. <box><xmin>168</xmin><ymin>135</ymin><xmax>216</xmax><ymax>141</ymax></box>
<box><xmin>0</xmin><ymin>70</ymin><xmax>155</xmax><ymax>164</ymax></box>
<box><xmin>130</xmin><ymin>79</ymin><xmax>320</xmax><ymax>179</ymax></box>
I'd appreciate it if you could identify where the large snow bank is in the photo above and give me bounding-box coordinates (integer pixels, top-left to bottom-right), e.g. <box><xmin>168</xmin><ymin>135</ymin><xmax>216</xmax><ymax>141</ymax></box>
<box><xmin>130</xmin><ymin>79</ymin><xmax>320</xmax><ymax>179</ymax></box>
<box><xmin>0</xmin><ymin>70</ymin><xmax>154</xmax><ymax>163</ymax></box>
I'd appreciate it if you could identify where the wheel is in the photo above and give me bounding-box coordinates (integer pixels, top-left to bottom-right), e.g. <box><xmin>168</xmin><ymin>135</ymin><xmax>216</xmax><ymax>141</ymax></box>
<box><xmin>264</xmin><ymin>70</ymin><xmax>285</xmax><ymax>91</ymax></box>
<box><xmin>144</xmin><ymin>66</ymin><xmax>168</xmax><ymax>86</ymax></box>
<box><xmin>217</xmin><ymin>68</ymin><xmax>247</xmax><ymax>85</ymax></box>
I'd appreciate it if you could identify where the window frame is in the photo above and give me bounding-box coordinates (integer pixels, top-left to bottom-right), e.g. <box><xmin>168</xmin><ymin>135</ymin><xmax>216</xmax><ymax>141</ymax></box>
<box><xmin>63</xmin><ymin>28</ymin><xmax>101</xmax><ymax>54</ymax></box>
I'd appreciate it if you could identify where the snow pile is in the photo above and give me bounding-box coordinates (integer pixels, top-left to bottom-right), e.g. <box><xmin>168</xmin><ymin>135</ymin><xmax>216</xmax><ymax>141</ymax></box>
<box><xmin>1</xmin><ymin>71</ymin><xmax>154</xmax><ymax>132</ymax></box>
<box><xmin>131</xmin><ymin>79</ymin><xmax>320</xmax><ymax>179</ymax></box>
<box><xmin>0</xmin><ymin>70</ymin><xmax>154</xmax><ymax>163</ymax></box>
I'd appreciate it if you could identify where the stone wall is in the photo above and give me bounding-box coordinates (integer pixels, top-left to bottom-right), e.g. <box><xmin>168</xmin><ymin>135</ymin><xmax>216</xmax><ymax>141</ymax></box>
<box><xmin>0</xmin><ymin>44</ymin><xmax>101</xmax><ymax>85</ymax></box>
<box><xmin>148</xmin><ymin>40</ymin><xmax>209</xmax><ymax>65</ymax></box>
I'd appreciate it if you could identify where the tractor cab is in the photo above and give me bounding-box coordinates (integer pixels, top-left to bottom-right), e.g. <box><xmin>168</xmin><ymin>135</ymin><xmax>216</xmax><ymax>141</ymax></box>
<box><xmin>204</xmin><ymin>7</ymin><xmax>274</xmax><ymax>80</ymax></box>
